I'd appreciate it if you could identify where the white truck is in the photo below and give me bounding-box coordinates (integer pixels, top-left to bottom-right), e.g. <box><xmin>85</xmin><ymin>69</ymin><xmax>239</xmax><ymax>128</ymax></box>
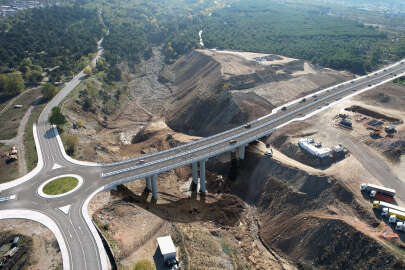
<box><xmin>360</xmin><ymin>183</ymin><xmax>396</xmax><ymax>198</ymax></box>
<box><xmin>381</xmin><ymin>208</ymin><xmax>405</xmax><ymax>223</ymax></box>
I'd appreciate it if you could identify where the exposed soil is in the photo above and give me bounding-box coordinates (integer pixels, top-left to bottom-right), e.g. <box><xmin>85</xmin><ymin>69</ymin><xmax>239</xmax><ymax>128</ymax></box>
<box><xmin>92</xmin><ymin>142</ymin><xmax>405</xmax><ymax>269</ymax></box>
<box><xmin>0</xmin><ymin>219</ymin><xmax>62</xmax><ymax>270</ymax></box>
<box><xmin>166</xmin><ymin>50</ymin><xmax>351</xmax><ymax>137</ymax></box>
<box><xmin>345</xmin><ymin>105</ymin><xmax>402</xmax><ymax>123</ymax></box>
<box><xmin>229</xmin><ymin>150</ymin><xmax>405</xmax><ymax>269</ymax></box>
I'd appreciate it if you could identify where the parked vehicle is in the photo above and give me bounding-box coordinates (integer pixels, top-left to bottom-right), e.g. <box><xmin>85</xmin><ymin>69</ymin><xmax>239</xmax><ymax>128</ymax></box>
<box><xmin>361</xmin><ymin>183</ymin><xmax>396</xmax><ymax>198</ymax></box>
<box><xmin>382</xmin><ymin>208</ymin><xmax>405</xmax><ymax>223</ymax></box>
<box><xmin>229</xmin><ymin>140</ymin><xmax>237</xmax><ymax>145</ymax></box>
<box><xmin>374</xmin><ymin>201</ymin><xmax>405</xmax><ymax>213</ymax></box>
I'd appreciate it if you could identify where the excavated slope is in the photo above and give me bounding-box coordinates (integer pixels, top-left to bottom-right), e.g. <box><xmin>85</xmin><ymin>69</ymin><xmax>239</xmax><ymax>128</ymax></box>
<box><xmin>166</xmin><ymin>50</ymin><xmax>275</xmax><ymax>136</ymax></box>
<box><xmin>219</xmin><ymin>150</ymin><xmax>405</xmax><ymax>269</ymax></box>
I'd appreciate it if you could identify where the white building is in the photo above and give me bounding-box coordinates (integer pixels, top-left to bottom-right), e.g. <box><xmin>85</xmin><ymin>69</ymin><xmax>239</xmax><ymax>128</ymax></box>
<box><xmin>298</xmin><ymin>138</ymin><xmax>331</xmax><ymax>158</ymax></box>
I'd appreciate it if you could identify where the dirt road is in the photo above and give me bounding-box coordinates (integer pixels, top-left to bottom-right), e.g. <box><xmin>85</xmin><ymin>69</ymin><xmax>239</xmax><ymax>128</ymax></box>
<box><xmin>0</xmin><ymin>96</ymin><xmax>42</xmax><ymax>176</ymax></box>
<box><xmin>333</xmin><ymin>128</ymin><xmax>405</xmax><ymax>201</ymax></box>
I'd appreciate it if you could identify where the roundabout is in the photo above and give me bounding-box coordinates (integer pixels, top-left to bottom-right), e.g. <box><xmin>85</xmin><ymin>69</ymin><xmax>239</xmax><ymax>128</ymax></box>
<box><xmin>38</xmin><ymin>174</ymin><xmax>84</xmax><ymax>198</ymax></box>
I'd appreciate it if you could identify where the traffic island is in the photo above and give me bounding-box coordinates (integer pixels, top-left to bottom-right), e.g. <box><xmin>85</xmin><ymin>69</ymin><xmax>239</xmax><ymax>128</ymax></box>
<box><xmin>38</xmin><ymin>174</ymin><xmax>83</xmax><ymax>198</ymax></box>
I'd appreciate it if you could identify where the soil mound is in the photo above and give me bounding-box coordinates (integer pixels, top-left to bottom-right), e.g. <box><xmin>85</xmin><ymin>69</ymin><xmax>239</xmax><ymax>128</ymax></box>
<box><xmin>345</xmin><ymin>105</ymin><xmax>401</xmax><ymax>123</ymax></box>
<box><xmin>166</xmin><ymin>50</ymin><xmax>275</xmax><ymax>136</ymax></box>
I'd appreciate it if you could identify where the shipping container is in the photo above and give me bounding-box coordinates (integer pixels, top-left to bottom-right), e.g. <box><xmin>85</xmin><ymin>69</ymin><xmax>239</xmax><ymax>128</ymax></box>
<box><xmin>374</xmin><ymin>193</ymin><xmax>393</xmax><ymax>203</ymax></box>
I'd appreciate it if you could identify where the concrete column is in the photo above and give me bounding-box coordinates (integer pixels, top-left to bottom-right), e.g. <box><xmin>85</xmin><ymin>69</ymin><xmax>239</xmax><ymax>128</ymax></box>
<box><xmin>146</xmin><ymin>176</ymin><xmax>152</xmax><ymax>191</ymax></box>
<box><xmin>151</xmin><ymin>174</ymin><xmax>158</xmax><ymax>200</ymax></box>
<box><xmin>192</xmin><ymin>162</ymin><xmax>198</xmax><ymax>185</ymax></box>
<box><xmin>199</xmin><ymin>160</ymin><xmax>206</xmax><ymax>193</ymax></box>
<box><xmin>239</xmin><ymin>145</ymin><xmax>246</xmax><ymax>160</ymax></box>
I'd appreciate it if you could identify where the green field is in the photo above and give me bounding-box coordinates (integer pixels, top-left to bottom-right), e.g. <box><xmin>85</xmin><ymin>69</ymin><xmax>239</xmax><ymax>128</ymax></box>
<box><xmin>0</xmin><ymin>88</ymin><xmax>41</xmax><ymax>140</ymax></box>
<box><xmin>42</xmin><ymin>177</ymin><xmax>79</xmax><ymax>195</ymax></box>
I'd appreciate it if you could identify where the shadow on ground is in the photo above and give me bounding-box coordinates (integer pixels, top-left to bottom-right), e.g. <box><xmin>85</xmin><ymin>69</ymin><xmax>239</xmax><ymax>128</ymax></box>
<box><xmin>44</xmin><ymin>128</ymin><xmax>57</xmax><ymax>139</ymax></box>
<box><xmin>115</xmin><ymin>184</ymin><xmax>245</xmax><ymax>227</ymax></box>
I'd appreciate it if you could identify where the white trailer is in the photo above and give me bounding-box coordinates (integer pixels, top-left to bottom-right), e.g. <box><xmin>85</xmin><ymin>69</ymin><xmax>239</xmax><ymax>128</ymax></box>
<box><xmin>373</xmin><ymin>201</ymin><xmax>405</xmax><ymax>213</ymax></box>
<box><xmin>157</xmin><ymin>235</ymin><xmax>178</xmax><ymax>268</ymax></box>
<box><xmin>361</xmin><ymin>183</ymin><xmax>396</xmax><ymax>197</ymax></box>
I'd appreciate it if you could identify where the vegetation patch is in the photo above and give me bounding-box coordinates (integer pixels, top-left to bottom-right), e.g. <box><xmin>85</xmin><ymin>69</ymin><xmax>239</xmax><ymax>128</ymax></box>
<box><xmin>0</xmin><ymin>88</ymin><xmax>41</xmax><ymax>140</ymax></box>
<box><xmin>42</xmin><ymin>177</ymin><xmax>79</xmax><ymax>195</ymax></box>
<box><xmin>24</xmin><ymin>102</ymin><xmax>45</xmax><ymax>172</ymax></box>
<box><xmin>0</xmin><ymin>143</ymin><xmax>18</xmax><ymax>183</ymax></box>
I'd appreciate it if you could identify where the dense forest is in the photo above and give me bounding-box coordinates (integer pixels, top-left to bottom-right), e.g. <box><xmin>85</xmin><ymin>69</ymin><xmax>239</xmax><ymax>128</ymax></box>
<box><xmin>1</xmin><ymin>0</ymin><xmax>405</xmax><ymax>84</ymax></box>
<box><xmin>164</xmin><ymin>0</ymin><xmax>405</xmax><ymax>74</ymax></box>
<box><xmin>0</xmin><ymin>6</ymin><xmax>103</xmax><ymax>84</ymax></box>
<box><xmin>80</xmin><ymin>0</ymin><xmax>405</xmax><ymax>75</ymax></box>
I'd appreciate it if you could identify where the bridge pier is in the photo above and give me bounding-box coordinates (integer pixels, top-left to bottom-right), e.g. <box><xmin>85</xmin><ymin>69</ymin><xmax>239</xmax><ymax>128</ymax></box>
<box><xmin>238</xmin><ymin>145</ymin><xmax>246</xmax><ymax>160</ymax></box>
<box><xmin>192</xmin><ymin>162</ymin><xmax>198</xmax><ymax>185</ymax></box>
<box><xmin>151</xmin><ymin>174</ymin><xmax>158</xmax><ymax>200</ymax></box>
<box><xmin>146</xmin><ymin>176</ymin><xmax>152</xmax><ymax>191</ymax></box>
<box><xmin>199</xmin><ymin>160</ymin><xmax>206</xmax><ymax>193</ymax></box>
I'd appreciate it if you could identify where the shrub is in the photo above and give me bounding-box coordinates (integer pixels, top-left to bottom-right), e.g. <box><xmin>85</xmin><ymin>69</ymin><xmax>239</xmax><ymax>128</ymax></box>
<box><xmin>133</xmin><ymin>260</ymin><xmax>155</xmax><ymax>270</ymax></box>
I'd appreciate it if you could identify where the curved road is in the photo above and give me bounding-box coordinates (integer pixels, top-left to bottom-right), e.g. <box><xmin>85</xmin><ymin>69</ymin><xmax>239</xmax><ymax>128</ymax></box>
<box><xmin>0</xmin><ymin>36</ymin><xmax>404</xmax><ymax>269</ymax></box>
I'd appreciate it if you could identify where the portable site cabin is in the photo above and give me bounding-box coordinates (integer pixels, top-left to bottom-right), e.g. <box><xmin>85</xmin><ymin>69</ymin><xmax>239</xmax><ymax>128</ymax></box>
<box><xmin>157</xmin><ymin>236</ymin><xmax>176</xmax><ymax>263</ymax></box>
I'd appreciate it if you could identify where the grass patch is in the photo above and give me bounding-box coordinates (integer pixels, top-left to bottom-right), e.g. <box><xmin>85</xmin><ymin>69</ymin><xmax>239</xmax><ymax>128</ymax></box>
<box><xmin>43</xmin><ymin>177</ymin><xmax>79</xmax><ymax>195</ymax></box>
<box><xmin>0</xmin><ymin>88</ymin><xmax>41</xmax><ymax>140</ymax></box>
<box><xmin>0</xmin><ymin>143</ymin><xmax>19</xmax><ymax>183</ymax></box>
<box><xmin>24</xmin><ymin>102</ymin><xmax>46</xmax><ymax>172</ymax></box>
<box><xmin>221</xmin><ymin>242</ymin><xmax>232</xmax><ymax>257</ymax></box>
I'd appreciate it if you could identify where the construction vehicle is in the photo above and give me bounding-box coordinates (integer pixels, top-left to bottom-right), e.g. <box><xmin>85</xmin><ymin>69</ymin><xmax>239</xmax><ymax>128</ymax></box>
<box><xmin>264</xmin><ymin>148</ymin><xmax>273</xmax><ymax>157</ymax></box>
<box><xmin>339</xmin><ymin>119</ymin><xmax>352</xmax><ymax>129</ymax></box>
<box><xmin>373</xmin><ymin>201</ymin><xmax>405</xmax><ymax>212</ymax></box>
<box><xmin>361</xmin><ymin>184</ymin><xmax>396</xmax><ymax>198</ymax></box>
<box><xmin>395</xmin><ymin>222</ymin><xmax>405</xmax><ymax>232</ymax></box>
<box><xmin>370</xmin><ymin>130</ymin><xmax>382</xmax><ymax>137</ymax></box>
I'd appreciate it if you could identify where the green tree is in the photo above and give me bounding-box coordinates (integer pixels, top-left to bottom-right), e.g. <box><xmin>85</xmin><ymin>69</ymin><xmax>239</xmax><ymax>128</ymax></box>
<box><xmin>42</xmin><ymin>83</ymin><xmax>57</xmax><ymax>101</ymax></box>
<box><xmin>49</xmin><ymin>106</ymin><xmax>66</xmax><ymax>129</ymax></box>
<box><xmin>106</xmin><ymin>66</ymin><xmax>121</xmax><ymax>82</ymax></box>
<box><xmin>134</xmin><ymin>260</ymin><xmax>155</xmax><ymax>270</ymax></box>
<box><xmin>0</xmin><ymin>74</ymin><xmax>7</xmax><ymax>93</ymax></box>
<box><xmin>28</xmin><ymin>70</ymin><xmax>43</xmax><ymax>83</ymax></box>
<box><xmin>3</xmin><ymin>74</ymin><xmax>24</xmax><ymax>95</ymax></box>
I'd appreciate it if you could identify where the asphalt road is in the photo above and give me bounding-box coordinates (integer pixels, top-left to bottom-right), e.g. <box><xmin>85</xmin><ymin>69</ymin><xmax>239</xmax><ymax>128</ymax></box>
<box><xmin>0</xmin><ymin>41</ymin><xmax>404</xmax><ymax>270</ymax></box>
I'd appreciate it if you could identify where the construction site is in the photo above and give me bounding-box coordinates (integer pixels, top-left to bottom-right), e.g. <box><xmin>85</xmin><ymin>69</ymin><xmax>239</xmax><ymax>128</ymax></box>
<box><xmin>77</xmin><ymin>49</ymin><xmax>405</xmax><ymax>269</ymax></box>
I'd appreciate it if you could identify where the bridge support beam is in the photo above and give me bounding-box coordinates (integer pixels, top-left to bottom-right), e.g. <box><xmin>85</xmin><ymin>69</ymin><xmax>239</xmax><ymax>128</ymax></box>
<box><xmin>199</xmin><ymin>160</ymin><xmax>206</xmax><ymax>193</ymax></box>
<box><xmin>238</xmin><ymin>145</ymin><xmax>246</xmax><ymax>160</ymax></box>
<box><xmin>146</xmin><ymin>176</ymin><xmax>152</xmax><ymax>191</ymax></box>
<box><xmin>192</xmin><ymin>162</ymin><xmax>198</xmax><ymax>185</ymax></box>
<box><xmin>151</xmin><ymin>174</ymin><xmax>158</xmax><ymax>200</ymax></box>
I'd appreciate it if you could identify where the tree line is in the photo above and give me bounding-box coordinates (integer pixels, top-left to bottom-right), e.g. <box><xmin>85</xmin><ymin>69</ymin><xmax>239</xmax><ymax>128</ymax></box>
<box><xmin>0</xmin><ymin>6</ymin><xmax>103</xmax><ymax>84</ymax></box>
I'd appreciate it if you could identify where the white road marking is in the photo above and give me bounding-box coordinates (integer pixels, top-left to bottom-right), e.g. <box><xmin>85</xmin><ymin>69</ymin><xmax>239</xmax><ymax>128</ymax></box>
<box><xmin>52</xmin><ymin>163</ymin><xmax>62</xmax><ymax>170</ymax></box>
<box><xmin>59</xmin><ymin>205</ymin><xmax>71</xmax><ymax>214</ymax></box>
